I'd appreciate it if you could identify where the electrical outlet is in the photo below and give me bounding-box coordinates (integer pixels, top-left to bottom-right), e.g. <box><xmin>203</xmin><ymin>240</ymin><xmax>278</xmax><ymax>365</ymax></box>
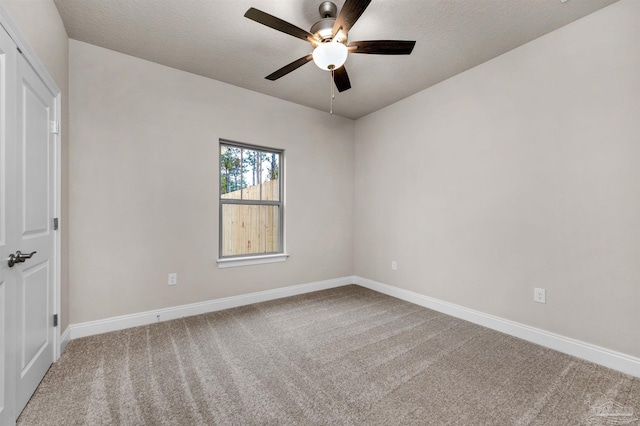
<box><xmin>168</xmin><ymin>273</ymin><xmax>177</xmax><ymax>286</ymax></box>
<box><xmin>391</xmin><ymin>261</ymin><xmax>397</xmax><ymax>271</ymax></box>
<box><xmin>534</xmin><ymin>288</ymin><xmax>546</xmax><ymax>304</ymax></box>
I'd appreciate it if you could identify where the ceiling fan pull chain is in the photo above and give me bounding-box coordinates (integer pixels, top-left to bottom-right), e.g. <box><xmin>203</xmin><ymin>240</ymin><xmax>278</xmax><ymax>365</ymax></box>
<box><xmin>330</xmin><ymin>68</ymin><xmax>335</xmax><ymax>115</ymax></box>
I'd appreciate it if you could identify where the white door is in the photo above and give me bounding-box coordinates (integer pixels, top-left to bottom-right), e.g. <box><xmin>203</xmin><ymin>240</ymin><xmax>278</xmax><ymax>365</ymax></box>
<box><xmin>0</xmin><ymin>26</ymin><xmax>18</xmax><ymax>426</ymax></box>
<box><xmin>14</xmin><ymin>49</ymin><xmax>57</xmax><ymax>415</ymax></box>
<box><xmin>0</xmin><ymin>21</ymin><xmax>59</xmax><ymax>424</ymax></box>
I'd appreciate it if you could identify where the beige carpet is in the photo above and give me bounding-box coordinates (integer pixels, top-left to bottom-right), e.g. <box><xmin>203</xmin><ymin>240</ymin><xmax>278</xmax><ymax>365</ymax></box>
<box><xmin>18</xmin><ymin>285</ymin><xmax>640</xmax><ymax>425</ymax></box>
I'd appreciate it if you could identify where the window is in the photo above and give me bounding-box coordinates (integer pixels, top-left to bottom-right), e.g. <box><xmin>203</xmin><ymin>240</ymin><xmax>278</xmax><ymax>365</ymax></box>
<box><xmin>218</xmin><ymin>140</ymin><xmax>285</xmax><ymax>267</ymax></box>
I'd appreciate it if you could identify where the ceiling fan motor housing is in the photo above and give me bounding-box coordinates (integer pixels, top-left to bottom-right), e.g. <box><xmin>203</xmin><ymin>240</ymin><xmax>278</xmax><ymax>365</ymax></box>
<box><xmin>311</xmin><ymin>18</ymin><xmax>336</xmax><ymax>41</ymax></box>
<box><xmin>311</xmin><ymin>2</ymin><xmax>346</xmax><ymax>42</ymax></box>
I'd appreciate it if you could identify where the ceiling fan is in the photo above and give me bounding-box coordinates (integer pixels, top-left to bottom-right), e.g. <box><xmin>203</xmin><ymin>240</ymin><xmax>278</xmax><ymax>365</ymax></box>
<box><xmin>244</xmin><ymin>0</ymin><xmax>416</xmax><ymax>93</ymax></box>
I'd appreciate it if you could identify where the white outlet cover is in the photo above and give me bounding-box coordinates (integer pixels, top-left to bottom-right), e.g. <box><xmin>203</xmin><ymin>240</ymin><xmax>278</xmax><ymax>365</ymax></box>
<box><xmin>534</xmin><ymin>288</ymin><xmax>546</xmax><ymax>304</ymax></box>
<box><xmin>168</xmin><ymin>273</ymin><xmax>177</xmax><ymax>286</ymax></box>
<box><xmin>391</xmin><ymin>261</ymin><xmax>397</xmax><ymax>271</ymax></box>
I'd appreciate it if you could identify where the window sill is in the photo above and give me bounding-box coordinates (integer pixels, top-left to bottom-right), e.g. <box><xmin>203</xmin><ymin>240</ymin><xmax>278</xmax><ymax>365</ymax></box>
<box><xmin>217</xmin><ymin>253</ymin><xmax>289</xmax><ymax>269</ymax></box>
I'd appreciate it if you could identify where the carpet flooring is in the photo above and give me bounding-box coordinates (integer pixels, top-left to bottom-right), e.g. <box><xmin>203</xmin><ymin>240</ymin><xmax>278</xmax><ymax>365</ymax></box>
<box><xmin>17</xmin><ymin>285</ymin><xmax>640</xmax><ymax>425</ymax></box>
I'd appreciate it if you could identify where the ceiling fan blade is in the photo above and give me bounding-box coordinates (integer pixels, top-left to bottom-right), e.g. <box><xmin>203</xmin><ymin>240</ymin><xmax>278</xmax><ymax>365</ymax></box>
<box><xmin>266</xmin><ymin>54</ymin><xmax>313</xmax><ymax>81</ymax></box>
<box><xmin>332</xmin><ymin>0</ymin><xmax>372</xmax><ymax>36</ymax></box>
<box><xmin>245</xmin><ymin>8</ymin><xmax>318</xmax><ymax>43</ymax></box>
<box><xmin>333</xmin><ymin>66</ymin><xmax>351</xmax><ymax>92</ymax></box>
<box><xmin>348</xmin><ymin>40</ymin><xmax>416</xmax><ymax>55</ymax></box>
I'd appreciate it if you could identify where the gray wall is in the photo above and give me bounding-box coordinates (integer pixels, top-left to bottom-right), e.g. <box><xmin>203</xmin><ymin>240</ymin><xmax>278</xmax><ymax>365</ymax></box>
<box><xmin>68</xmin><ymin>40</ymin><xmax>354</xmax><ymax>324</ymax></box>
<box><xmin>354</xmin><ymin>0</ymin><xmax>640</xmax><ymax>358</ymax></box>
<box><xmin>1</xmin><ymin>0</ymin><xmax>70</xmax><ymax>330</ymax></box>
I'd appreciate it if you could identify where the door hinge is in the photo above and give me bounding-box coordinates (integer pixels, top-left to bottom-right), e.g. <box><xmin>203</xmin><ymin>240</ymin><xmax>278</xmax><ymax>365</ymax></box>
<box><xmin>53</xmin><ymin>217</ymin><xmax>59</xmax><ymax>230</ymax></box>
<box><xmin>50</xmin><ymin>121</ymin><xmax>60</xmax><ymax>135</ymax></box>
<box><xmin>17</xmin><ymin>46</ymin><xmax>22</xmax><ymax>54</ymax></box>
<box><xmin>53</xmin><ymin>314</ymin><xmax>58</xmax><ymax>327</ymax></box>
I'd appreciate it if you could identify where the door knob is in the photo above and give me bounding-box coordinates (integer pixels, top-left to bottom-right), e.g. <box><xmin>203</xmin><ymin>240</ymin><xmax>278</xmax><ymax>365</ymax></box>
<box><xmin>7</xmin><ymin>250</ymin><xmax>36</xmax><ymax>267</ymax></box>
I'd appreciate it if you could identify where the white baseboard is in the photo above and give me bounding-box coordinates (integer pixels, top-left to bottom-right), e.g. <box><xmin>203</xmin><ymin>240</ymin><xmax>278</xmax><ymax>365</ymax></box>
<box><xmin>67</xmin><ymin>274</ymin><xmax>639</xmax><ymax>378</ymax></box>
<box><xmin>354</xmin><ymin>276</ymin><xmax>640</xmax><ymax>378</ymax></box>
<box><xmin>69</xmin><ymin>276</ymin><xmax>355</xmax><ymax>340</ymax></box>
<box><xmin>59</xmin><ymin>326</ymin><xmax>71</xmax><ymax>355</ymax></box>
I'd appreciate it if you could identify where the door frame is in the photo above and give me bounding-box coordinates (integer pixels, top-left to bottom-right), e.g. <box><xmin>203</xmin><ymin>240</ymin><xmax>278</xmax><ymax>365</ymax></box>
<box><xmin>0</xmin><ymin>4</ymin><xmax>62</xmax><ymax>360</ymax></box>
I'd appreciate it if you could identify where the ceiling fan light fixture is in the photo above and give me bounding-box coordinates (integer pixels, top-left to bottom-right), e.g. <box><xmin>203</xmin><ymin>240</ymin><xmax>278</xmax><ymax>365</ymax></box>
<box><xmin>312</xmin><ymin>41</ymin><xmax>348</xmax><ymax>71</ymax></box>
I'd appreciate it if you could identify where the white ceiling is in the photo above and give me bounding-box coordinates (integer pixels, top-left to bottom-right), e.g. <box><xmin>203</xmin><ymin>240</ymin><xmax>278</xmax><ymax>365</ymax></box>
<box><xmin>54</xmin><ymin>0</ymin><xmax>618</xmax><ymax>119</ymax></box>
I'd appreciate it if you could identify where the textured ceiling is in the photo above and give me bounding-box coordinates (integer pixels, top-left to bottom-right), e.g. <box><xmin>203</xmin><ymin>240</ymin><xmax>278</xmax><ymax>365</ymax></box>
<box><xmin>54</xmin><ymin>0</ymin><xmax>618</xmax><ymax>119</ymax></box>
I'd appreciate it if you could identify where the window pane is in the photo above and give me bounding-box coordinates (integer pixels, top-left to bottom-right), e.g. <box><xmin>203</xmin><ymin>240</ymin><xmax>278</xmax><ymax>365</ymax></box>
<box><xmin>240</xmin><ymin>149</ymin><xmax>261</xmax><ymax>200</ymax></box>
<box><xmin>221</xmin><ymin>204</ymin><xmax>280</xmax><ymax>256</ymax></box>
<box><xmin>220</xmin><ymin>146</ymin><xmax>242</xmax><ymax>198</ymax></box>
<box><xmin>261</xmin><ymin>152</ymin><xmax>280</xmax><ymax>201</ymax></box>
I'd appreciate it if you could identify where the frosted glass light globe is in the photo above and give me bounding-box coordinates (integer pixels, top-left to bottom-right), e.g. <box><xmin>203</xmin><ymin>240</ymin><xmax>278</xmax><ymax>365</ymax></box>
<box><xmin>312</xmin><ymin>42</ymin><xmax>348</xmax><ymax>71</ymax></box>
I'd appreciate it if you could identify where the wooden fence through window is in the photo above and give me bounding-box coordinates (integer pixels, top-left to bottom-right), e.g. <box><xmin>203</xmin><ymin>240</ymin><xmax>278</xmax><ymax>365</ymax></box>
<box><xmin>221</xmin><ymin>179</ymin><xmax>279</xmax><ymax>256</ymax></box>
